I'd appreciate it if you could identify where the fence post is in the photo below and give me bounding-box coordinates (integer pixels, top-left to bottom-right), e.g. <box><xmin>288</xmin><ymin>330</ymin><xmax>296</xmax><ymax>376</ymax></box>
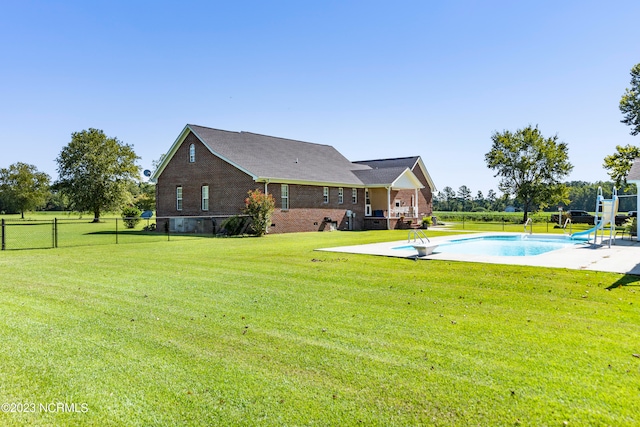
<box><xmin>53</xmin><ymin>218</ymin><xmax>58</xmax><ymax>248</ymax></box>
<box><xmin>115</xmin><ymin>218</ymin><xmax>119</xmax><ymax>244</ymax></box>
<box><xmin>1</xmin><ymin>219</ymin><xmax>5</xmax><ymax>250</ymax></box>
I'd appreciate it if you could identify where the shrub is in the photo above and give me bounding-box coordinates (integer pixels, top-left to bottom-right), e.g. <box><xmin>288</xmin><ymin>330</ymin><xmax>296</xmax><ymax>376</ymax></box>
<box><xmin>142</xmin><ymin>223</ymin><xmax>156</xmax><ymax>232</ymax></box>
<box><xmin>421</xmin><ymin>216</ymin><xmax>433</xmax><ymax>228</ymax></box>
<box><xmin>243</xmin><ymin>190</ymin><xmax>275</xmax><ymax>237</ymax></box>
<box><xmin>121</xmin><ymin>206</ymin><xmax>142</xmax><ymax>229</ymax></box>
<box><xmin>220</xmin><ymin>215</ymin><xmax>247</xmax><ymax>236</ymax></box>
<box><xmin>624</xmin><ymin>217</ymin><xmax>637</xmax><ymax>235</ymax></box>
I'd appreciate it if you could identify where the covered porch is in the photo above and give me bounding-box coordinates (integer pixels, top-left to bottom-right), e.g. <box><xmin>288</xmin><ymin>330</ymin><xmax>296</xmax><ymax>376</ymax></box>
<box><xmin>362</xmin><ymin>168</ymin><xmax>425</xmax><ymax>230</ymax></box>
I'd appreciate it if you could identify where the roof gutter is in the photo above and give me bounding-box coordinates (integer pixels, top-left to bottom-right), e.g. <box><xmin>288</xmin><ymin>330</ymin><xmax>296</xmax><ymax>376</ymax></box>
<box><xmin>256</xmin><ymin>177</ymin><xmax>365</xmax><ymax>188</ymax></box>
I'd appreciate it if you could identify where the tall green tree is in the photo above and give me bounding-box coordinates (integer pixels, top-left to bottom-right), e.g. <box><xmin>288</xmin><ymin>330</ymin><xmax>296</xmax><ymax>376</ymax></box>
<box><xmin>486</xmin><ymin>189</ymin><xmax>498</xmax><ymax>211</ymax></box>
<box><xmin>45</xmin><ymin>189</ymin><xmax>69</xmax><ymax>211</ymax></box>
<box><xmin>564</xmin><ymin>181</ymin><xmax>594</xmax><ymax>211</ymax></box>
<box><xmin>457</xmin><ymin>185</ymin><xmax>472</xmax><ymax>211</ymax></box>
<box><xmin>440</xmin><ymin>186</ymin><xmax>456</xmax><ymax>211</ymax></box>
<box><xmin>485</xmin><ymin>125</ymin><xmax>573</xmax><ymax>222</ymax></box>
<box><xmin>473</xmin><ymin>190</ymin><xmax>485</xmax><ymax>210</ymax></box>
<box><xmin>602</xmin><ymin>144</ymin><xmax>640</xmax><ymax>188</ymax></box>
<box><xmin>0</xmin><ymin>163</ymin><xmax>51</xmax><ymax>218</ymax></box>
<box><xmin>55</xmin><ymin>128</ymin><xmax>140</xmax><ymax>222</ymax></box>
<box><xmin>620</xmin><ymin>63</ymin><xmax>640</xmax><ymax>136</ymax></box>
<box><xmin>603</xmin><ymin>63</ymin><xmax>640</xmax><ymax>190</ymax></box>
<box><xmin>127</xmin><ymin>181</ymin><xmax>156</xmax><ymax>212</ymax></box>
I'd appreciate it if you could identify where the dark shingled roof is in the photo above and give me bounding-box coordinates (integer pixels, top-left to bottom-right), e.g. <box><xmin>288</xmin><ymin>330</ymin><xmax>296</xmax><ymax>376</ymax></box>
<box><xmin>153</xmin><ymin>124</ymin><xmax>431</xmax><ymax>189</ymax></box>
<box><xmin>352</xmin><ymin>167</ymin><xmax>410</xmax><ymax>186</ymax></box>
<box><xmin>189</xmin><ymin>125</ymin><xmax>369</xmax><ymax>185</ymax></box>
<box><xmin>628</xmin><ymin>158</ymin><xmax>640</xmax><ymax>182</ymax></box>
<box><xmin>353</xmin><ymin>157</ymin><xmax>420</xmax><ymax>170</ymax></box>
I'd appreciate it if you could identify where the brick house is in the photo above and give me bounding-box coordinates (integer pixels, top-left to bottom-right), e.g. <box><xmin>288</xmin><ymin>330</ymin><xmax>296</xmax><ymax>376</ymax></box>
<box><xmin>152</xmin><ymin>124</ymin><xmax>436</xmax><ymax>233</ymax></box>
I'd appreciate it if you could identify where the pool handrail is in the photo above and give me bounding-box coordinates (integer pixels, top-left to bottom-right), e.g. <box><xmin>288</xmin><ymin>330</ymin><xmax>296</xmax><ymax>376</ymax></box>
<box><xmin>408</xmin><ymin>229</ymin><xmax>430</xmax><ymax>244</ymax></box>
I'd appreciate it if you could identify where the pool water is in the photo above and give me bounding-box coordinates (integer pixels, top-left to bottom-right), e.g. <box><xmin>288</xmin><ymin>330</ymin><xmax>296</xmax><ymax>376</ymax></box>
<box><xmin>396</xmin><ymin>235</ymin><xmax>584</xmax><ymax>257</ymax></box>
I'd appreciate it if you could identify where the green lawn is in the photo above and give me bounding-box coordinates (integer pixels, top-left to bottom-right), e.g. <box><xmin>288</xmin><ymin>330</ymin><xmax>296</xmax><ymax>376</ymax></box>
<box><xmin>0</xmin><ymin>213</ymin><xmax>192</xmax><ymax>250</ymax></box>
<box><xmin>0</xmin><ymin>230</ymin><xmax>639</xmax><ymax>426</ymax></box>
<box><xmin>439</xmin><ymin>220</ymin><xmax>599</xmax><ymax>234</ymax></box>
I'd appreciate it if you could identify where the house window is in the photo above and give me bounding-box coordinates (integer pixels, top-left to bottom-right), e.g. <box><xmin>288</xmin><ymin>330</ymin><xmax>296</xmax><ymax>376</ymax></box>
<box><xmin>201</xmin><ymin>185</ymin><xmax>209</xmax><ymax>211</ymax></box>
<box><xmin>176</xmin><ymin>186</ymin><xmax>183</xmax><ymax>211</ymax></box>
<box><xmin>323</xmin><ymin>187</ymin><xmax>329</xmax><ymax>203</ymax></box>
<box><xmin>189</xmin><ymin>144</ymin><xmax>195</xmax><ymax>163</ymax></box>
<box><xmin>365</xmin><ymin>189</ymin><xmax>372</xmax><ymax>216</ymax></box>
<box><xmin>281</xmin><ymin>184</ymin><xmax>289</xmax><ymax>210</ymax></box>
<box><xmin>352</xmin><ymin>188</ymin><xmax>357</xmax><ymax>204</ymax></box>
<box><xmin>338</xmin><ymin>188</ymin><xmax>344</xmax><ymax>204</ymax></box>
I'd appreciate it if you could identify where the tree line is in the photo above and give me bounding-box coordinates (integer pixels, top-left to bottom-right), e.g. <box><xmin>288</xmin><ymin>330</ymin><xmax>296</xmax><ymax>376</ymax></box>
<box><xmin>444</xmin><ymin>61</ymin><xmax>640</xmax><ymax>221</ymax></box>
<box><xmin>0</xmin><ymin>129</ymin><xmax>153</xmax><ymax>220</ymax></box>
<box><xmin>433</xmin><ymin>181</ymin><xmax>637</xmax><ymax>213</ymax></box>
<box><xmin>2</xmin><ymin>62</ymin><xmax>640</xmax><ymax>221</ymax></box>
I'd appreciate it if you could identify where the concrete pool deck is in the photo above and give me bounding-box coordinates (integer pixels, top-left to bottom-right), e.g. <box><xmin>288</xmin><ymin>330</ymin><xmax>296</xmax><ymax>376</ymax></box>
<box><xmin>317</xmin><ymin>232</ymin><xmax>640</xmax><ymax>275</ymax></box>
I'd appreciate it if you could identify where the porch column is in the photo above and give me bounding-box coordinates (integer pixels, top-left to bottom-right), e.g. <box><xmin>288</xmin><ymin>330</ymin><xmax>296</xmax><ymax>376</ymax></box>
<box><xmin>414</xmin><ymin>188</ymin><xmax>419</xmax><ymax>219</ymax></box>
<box><xmin>386</xmin><ymin>187</ymin><xmax>391</xmax><ymax>230</ymax></box>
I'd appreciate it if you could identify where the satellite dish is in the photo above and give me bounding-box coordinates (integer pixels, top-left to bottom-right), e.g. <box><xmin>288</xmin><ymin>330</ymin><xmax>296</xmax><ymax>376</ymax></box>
<box><xmin>143</xmin><ymin>169</ymin><xmax>151</xmax><ymax>177</ymax></box>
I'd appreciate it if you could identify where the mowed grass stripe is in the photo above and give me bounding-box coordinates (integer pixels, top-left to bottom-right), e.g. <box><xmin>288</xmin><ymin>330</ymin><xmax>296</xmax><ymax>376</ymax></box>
<box><xmin>0</xmin><ymin>231</ymin><xmax>638</xmax><ymax>425</ymax></box>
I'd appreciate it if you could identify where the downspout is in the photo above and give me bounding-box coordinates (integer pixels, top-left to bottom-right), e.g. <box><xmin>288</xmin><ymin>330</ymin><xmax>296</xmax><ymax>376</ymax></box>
<box><xmin>386</xmin><ymin>187</ymin><xmax>391</xmax><ymax>230</ymax></box>
<box><xmin>263</xmin><ymin>180</ymin><xmax>270</xmax><ymax>235</ymax></box>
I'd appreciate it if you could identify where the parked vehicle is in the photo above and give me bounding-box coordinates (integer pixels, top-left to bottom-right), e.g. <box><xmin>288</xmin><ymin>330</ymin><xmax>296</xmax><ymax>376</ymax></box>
<box><xmin>552</xmin><ymin>210</ymin><xmax>635</xmax><ymax>226</ymax></box>
<box><xmin>550</xmin><ymin>210</ymin><xmax>595</xmax><ymax>225</ymax></box>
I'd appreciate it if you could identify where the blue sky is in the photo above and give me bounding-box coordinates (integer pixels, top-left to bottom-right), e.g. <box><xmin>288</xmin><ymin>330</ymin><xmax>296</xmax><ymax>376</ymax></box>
<box><xmin>1</xmin><ymin>0</ymin><xmax>639</xmax><ymax>196</ymax></box>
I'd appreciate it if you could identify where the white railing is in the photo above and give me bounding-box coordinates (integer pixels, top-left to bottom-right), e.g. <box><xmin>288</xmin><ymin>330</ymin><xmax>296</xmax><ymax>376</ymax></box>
<box><xmin>392</xmin><ymin>207</ymin><xmax>410</xmax><ymax>217</ymax></box>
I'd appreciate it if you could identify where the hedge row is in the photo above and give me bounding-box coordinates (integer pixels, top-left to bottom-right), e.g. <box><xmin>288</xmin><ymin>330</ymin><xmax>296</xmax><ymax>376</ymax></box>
<box><xmin>432</xmin><ymin>211</ymin><xmax>552</xmax><ymax>224</ymax></box>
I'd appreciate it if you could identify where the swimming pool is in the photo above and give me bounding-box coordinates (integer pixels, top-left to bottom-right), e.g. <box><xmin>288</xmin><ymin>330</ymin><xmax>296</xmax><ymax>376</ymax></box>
<box><xmin>395</xmin><ymin>235</ymin><xmax>586</xmax><ymax>257</ymax></box>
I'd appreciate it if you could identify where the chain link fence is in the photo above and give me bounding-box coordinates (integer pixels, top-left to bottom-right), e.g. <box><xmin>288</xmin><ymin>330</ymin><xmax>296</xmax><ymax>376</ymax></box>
<box><xmin>0</xmin><ymin>216</ymin><xmax>238</xmax><ymax>251</ymax></box>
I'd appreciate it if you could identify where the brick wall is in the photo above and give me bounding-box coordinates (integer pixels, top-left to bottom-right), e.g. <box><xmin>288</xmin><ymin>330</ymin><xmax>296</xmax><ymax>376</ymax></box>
<box><xmin>156</xmin><ymin>131</ymin><xmax>367</xmax><ymax>234</ymax></box>
<box><xmin>363</xmin><ymin>217</ymin><xmax>388</xmax><ymax>230</ymax></box>
<box><xmin>269</xmin><ymin>184</ymin><xmax>365</xmax><ymax>233</ymax></box>
<box><xmin>411</xmin><ymin>165</ymin><xmax>433</xmax><ymax>216</ymax></box>
<box><xmin>156</xmin><ymin>132</ymin><xmax>258</xmax><ymax>217</ymax></box>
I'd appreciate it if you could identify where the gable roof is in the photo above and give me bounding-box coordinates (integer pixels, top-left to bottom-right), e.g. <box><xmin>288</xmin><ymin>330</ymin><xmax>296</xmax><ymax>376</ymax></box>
<box><xmin>152</xmin><ymin>124</ymin><xmax>432</xmax><ymax>189</ymax></box>
<box><xmin>353</xmin><ymin>167</ymin><xmax>422</xmax><ymax>189</ymax></box>
<box><xmin>628</xmin><ymin>158</ymin><xmax>640</xmax><ymax>182</ymax></box>
<box><xmin>354</xmin><ymin>156</ymin><xmax>437</xmax><ymax>191</ymax></box>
